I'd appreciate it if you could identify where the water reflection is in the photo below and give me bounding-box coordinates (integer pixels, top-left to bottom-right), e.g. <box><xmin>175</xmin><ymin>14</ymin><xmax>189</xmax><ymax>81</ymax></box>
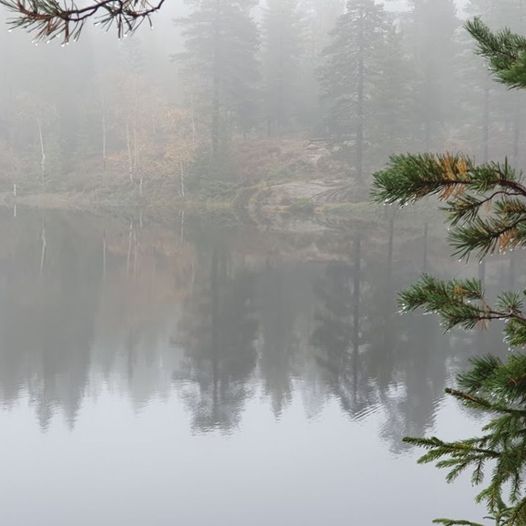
<box><xmin>0</xmin><ymin>207</ymin><xmax>509</xmax><ymax>446</ymax></box>
<box><xmin>176</xmin><ymin>246</ymin><xmax>259</xmax><ymax>432</ymax></box>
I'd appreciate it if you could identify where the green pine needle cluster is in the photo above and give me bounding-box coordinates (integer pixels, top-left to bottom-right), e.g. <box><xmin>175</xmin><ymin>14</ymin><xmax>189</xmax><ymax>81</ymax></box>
<box><xmin>403</xmin><ymin>353</ymin><xmax>526</xmax><ymax>525</ymax></box>
<box><xmin>466</xmin><ymin>17</ymin><xmax>526</xmax><ymax>89</ymax></box>
<box><xmin>372</xmin><ymin>17</ymin><xmax>526</xmax><ymax>526</ymax></box>
<box><xmin>372</xmin><ymin>154</ymin><xmax>526</xmax><ymax>259</ymax></box>
<box><xmin>399</xmin><ymin>276</ymin><xmax>526</xmax><ymax>346</ymax></box>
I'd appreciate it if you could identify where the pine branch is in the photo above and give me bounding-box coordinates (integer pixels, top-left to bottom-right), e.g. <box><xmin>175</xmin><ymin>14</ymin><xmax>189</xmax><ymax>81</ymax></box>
<box><xmin>446</xmin><ymin>191</ymin><xmax>524</xmax><ymax>226</ymax></box>
<box><xmin>380</xmin><ymin>17</ymin><xmax>526</xmax><ymax>526</ymax></box>
<box><xmin>405</xmin><ymin>366</ymin><xmax>526</xmax><ymax>524</ymax></box>
<box><xmin>398</xmin><ymin>276</ymin><xmax>526</xmax><ymax>343</ymax></box>
<box><xmin>403</xmin><ymin>436</ymin><xmax>501</xmax><ymax>461</ymax></box>
<box><xmin>432</xmin><ymin>520</ymin><xmax>485</xmax><ymax>526</ymax></box>
<box><xmin>372</xmin><ymin>155</ymin><xmax>526</xmax><ymax>259</ymax></box>
<box><xmin>446</xmin><ymin>389</ymin><xmax>526</xmax><ymax>417</ymax></box>
<box><xmin>372</xmin><ymin>154</ymin><xmax>526</xmax><ymax>205</ymax></box>
<box><xmin>466</xmin><ymin>17</ymin><xmax>526</xmax><ymax>89</ymax></box>
<box><xmin>0</xmin><ymin>0</ymin><xmax>166</xmax><ymax>43</ymax></box>
<box><xmin>450</xmin><ymin>217</ymin><xmax>526</xmax><ymax>259</ymax></box>
<box><xmin>508</xmin><ymin>497</ymin><xmax>526</xmax><ymax>525</ymax></box>
<box><xmin>459</xmin><ymin>355</ymin><xmax>526</xmax><ymax>405</ymax></box>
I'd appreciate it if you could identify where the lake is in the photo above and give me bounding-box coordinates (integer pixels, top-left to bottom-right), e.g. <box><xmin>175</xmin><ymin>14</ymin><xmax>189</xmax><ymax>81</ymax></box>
<box><xmin>0</xmin><ymin>206</ymin><xmax>513</xmax><ymax>525</ymax></box>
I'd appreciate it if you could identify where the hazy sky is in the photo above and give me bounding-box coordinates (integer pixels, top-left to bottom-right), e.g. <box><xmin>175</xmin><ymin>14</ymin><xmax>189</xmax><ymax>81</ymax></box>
<box><xmin>382</xmin><ymin>0</ymin><xmax>467</xmax><ymax>11</ymax></box>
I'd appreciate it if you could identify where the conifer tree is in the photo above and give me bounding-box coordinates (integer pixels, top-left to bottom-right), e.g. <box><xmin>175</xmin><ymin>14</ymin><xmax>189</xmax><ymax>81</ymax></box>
<box><xmin>294</xmin><ymin>0</ymin><xmax>345</xmax><ymax>131</ymax></box>
<box><xmin>406</xmin><ymin>0</ymin><xmax>460</xmax><ymax>150</ymax></box>
<box><xmin>262</xmin><ymin>0</ymin><xmax>305</xmax><ymax>135</ymax></box>
<box><xmin>319</xmin><ymin>0</ymin><xmax>388</xmax><ymax>182</ymax></box>
<box><xmin>302</xmin><ymin>0</ymin><xmax>344</xmax><ymax>57</ymax></box>
<box><xmin>176</xmin><ymin>0</ymin><xmax>260</xmax><ymax>160</ymax></box>
<box><xmin>455</xmin><ymin>17</ymin><xmax>494</xmax><ymax>161</ymax></box>
<box><xmin>368</xmin><ymin>23</ymin><xmax>415</xmax><ymax>165</ymax></box>
<box><xmin>373</xmin><ymin>18</ymin><xmax>526</xmax><ymax>525</ymax></box>
<box><xmin>463</xmin><ymin>0</ymin><xmax>526</xmax><ymax>166</ymax></box>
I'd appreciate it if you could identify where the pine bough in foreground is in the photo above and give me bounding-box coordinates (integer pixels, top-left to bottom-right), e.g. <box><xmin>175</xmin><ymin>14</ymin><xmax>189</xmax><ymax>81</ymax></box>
<box><xmin>372</xmin><ymin>18</ymin><xmax>526</xmax><ymax>526</ymax></box>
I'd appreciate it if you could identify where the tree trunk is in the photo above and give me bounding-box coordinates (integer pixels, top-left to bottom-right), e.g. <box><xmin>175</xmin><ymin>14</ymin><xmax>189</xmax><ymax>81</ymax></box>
<box><xmin>40</xmin><ymin>222</ymin><xmax>47</xmax><ymax>276</ymax></box>
<box><xmin>356</xmin><ymin>5</ymin><xmax>365</xmax><ymax>182</ymax></box>
<box><xmin>102</xmin><ymin>230</ymin><xmax>107</xmax><ymax>280</ymax></box>
<box><xmin>351</xmin><ymin>235</ymin><xmax>361</xmax><ymax>409</ymax></box>
<box><xmin>127</xmin><ymin>220</ymin><xmax>133</xmax><ymax>276</ymax></box>
<box><xmin>211</xmin><ymin>0</ymin><xmax>221</xmax><ymax>157</ymax></box>
<box><xmin>126</xmin><ymin>120</ymin><xmax>134</xmax><ymax>183</ymax></box>
<box><xmin>37</xmin><ymin>118</ymin><xmax>46</xmax><ymax>183</ymax></box>
<box><xmin>352</xmin><ymin>236</ymin><xmax>361</xmax><ymax>354</ymax></box>
<box><xmin>190</xmin><ymin>91</ymin><xmax>197</xmax><ymax>147</ymax></box>
<box><xmin>180</xmin><ymin>161</ymin><xmax>185</xmax><ymax>199</ymax></box>
<box><xmin>101</xmin><ymin>111</ymin><xmax>107</xmax><ymax>171</ymax></box>
<box><xmin>133</xmin><ymin>228</ymin><xmax>138</xmax><ymax>280</ymax></box>
<box><xmin>180</xmin><ymin>209</ymin><xmax>185</xmax><ymax>247</ymax></box>
<box><xmin>210</xmin><ymin>249</ymin><xmax>220</xmax><ymax>419</ymax></box>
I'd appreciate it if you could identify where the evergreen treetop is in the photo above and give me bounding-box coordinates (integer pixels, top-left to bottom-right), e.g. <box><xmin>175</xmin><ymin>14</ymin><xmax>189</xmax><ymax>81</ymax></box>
<box><xmin>176</xmin><ymin>0</ymin><xmax>260</xmax><ymax>158</ymax></box>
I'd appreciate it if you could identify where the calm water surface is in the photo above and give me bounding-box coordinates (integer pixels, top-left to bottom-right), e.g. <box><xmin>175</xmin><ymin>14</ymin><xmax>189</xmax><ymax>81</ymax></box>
<box><xmin>0</xmin><ymin>208</ymin><xmax>514</xmax><ymax>525</ymax></box>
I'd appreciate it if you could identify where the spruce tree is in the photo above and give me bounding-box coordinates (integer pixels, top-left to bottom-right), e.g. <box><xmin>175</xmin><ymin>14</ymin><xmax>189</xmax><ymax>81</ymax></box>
<box><xmin>319</xmin><ymin>0</ymin><xmax>387</xmax><ymax>182</ymax></box>
<box><xmin>368</xmin><ymin>23</ymin><xmax>415</xmax><ymax>166</ymax></box>
<box><xmin>302</xmin><ymin>0</ymin><xmax>345</xmax><ymax>57</ymax></box>
<box><xmin>406</xmin><ymin>0</ymin><xmax>460</xmax><ymax>150</ymax></box>
<box><xmin>455</xmin><ymin>15</ymin><xmax>494</xmax><ymax>162</ymax></box>
<box><xmin>176</xmin><ymin>0</ymin><xmax>260</xmax><ymax>160</ymax></box>
<box><xmin>373</xmin><ymin>18</ymin><xmax>526</xmax><ymax>525</ymax></box>
<box><xmin>463</xmin><ymin>0</ymin><xmax>526</xmax><ymax>166</ymax></box>
<box><xmin>262</xmin><ymin>0</ymin><xmax>305</xmax><ymax>135</ymax></box>
<box><xmin>295</xmin><ymin>0</ymin><xmax>345</xmax><ymax>131</ymax></box>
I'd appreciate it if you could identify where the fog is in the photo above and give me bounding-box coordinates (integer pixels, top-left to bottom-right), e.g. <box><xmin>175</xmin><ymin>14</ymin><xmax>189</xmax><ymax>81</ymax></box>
<box><xmin>0</xmin><ymin>1</ymin><xmax>523</xmax><ymax>525</ymax></box>
<box><xmin>0</xmin><ymin>0</ymin><xmax>523</xmax><ymax>194</ymax></box>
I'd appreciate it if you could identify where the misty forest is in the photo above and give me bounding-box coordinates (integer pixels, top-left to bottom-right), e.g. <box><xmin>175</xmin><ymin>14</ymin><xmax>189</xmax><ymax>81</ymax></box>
<box><xmin>3</xmin><ymin>1</ymin><xmax>526</xmax><ymax>525</ymax></box>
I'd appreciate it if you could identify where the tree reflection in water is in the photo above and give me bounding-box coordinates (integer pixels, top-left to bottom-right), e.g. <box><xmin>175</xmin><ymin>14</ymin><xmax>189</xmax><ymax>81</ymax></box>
<box><xmin>0</xmin><ymin>209</ymin><xmax>509</xmax><ymax>446</ymax></box>
<box><xmin>175</xmin><ymin>246</ymin><xmax>259</xmax><ymax>432</ymax></box>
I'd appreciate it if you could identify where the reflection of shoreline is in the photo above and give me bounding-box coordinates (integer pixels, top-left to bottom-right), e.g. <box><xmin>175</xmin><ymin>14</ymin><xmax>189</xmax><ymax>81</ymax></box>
<box><xmin>0</xmin><ymin>211</ymin><xmax>510</xmax><ymax>451</ymax></box>
<box><xmin>0</xmin><ymin>196</ymin><xmax>445</xmax><ymax>241</ymax></box>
